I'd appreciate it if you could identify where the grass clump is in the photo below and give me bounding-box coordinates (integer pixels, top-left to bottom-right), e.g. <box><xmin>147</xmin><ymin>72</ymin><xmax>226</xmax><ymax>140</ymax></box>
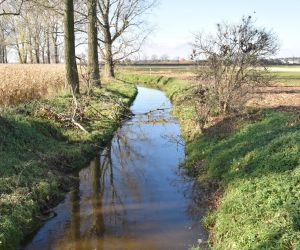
<box><xmin>0</xmin><ymin>81</ymin><xmax>137</xmax><ymax>250</ymax></box>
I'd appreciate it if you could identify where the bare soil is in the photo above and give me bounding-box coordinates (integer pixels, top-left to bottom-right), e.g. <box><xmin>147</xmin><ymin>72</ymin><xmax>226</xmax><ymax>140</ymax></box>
<box><xmin>249</xmin><ymin>85</ymin><xmax>300</xmax><ymax>111</ymax></box>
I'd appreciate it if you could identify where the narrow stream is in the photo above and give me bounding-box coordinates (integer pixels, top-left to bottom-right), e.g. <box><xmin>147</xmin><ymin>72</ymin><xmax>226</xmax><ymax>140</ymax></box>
<box><xmin>24</xmin><ymin>87</ymin><xmax>208</xmax><ymax>250</ymax></box>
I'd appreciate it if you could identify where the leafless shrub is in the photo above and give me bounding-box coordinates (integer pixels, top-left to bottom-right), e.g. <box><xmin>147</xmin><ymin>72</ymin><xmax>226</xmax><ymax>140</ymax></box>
<box><xmin>191</xmin><ymin>16</ymin><xmax>279</xmax><ymax>129</ymax></box>
<box><xmin>77</xmin><ymin>56</ymin><xmax>92</xmax><ymax>95</ymax></box>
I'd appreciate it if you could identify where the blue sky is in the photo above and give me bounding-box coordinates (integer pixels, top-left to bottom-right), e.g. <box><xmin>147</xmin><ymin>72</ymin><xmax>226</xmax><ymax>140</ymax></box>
<box><xmin>142</xmin><ymin>0</ymin><xmax>300</xmax><ymax>59</ymax></box>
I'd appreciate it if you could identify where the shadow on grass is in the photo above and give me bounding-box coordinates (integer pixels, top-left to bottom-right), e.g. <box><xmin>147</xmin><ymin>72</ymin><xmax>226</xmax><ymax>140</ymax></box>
<box><xmin>186</xmin><ymin>107</ymin><xmax>300</xmax><ymax>249</ymax></box>
<box><xmin>0</xmin><ymin>114</ymin><xmax>87</xmax><ymax>179</ymax></box>
<box><xmin>188</xmin><ymin>108</ymin><xmax>300</xmax><ymax>180</ymax></box>
<box><xmin>105</xmin><ymin>85</ymin><xmax>133</xmax><ymax>99</ymax></box>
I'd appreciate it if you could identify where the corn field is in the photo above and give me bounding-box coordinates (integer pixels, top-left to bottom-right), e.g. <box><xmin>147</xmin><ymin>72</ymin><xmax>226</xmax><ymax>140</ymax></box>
<box><xmin>0</xmin><ymin>64</ymin><xmax>66</xmax><ymax>105</ymax></box>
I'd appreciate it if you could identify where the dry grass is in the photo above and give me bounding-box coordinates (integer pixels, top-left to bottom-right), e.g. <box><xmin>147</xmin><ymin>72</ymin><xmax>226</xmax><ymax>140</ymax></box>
<box><xmin>0</xmin><ymin>64</ymin><xmax>66</xmax><ymax>105</ymax></box>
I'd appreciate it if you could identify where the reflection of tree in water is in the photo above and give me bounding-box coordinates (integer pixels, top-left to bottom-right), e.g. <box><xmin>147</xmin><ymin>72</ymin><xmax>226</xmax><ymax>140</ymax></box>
<box><xmin>66</xmin><ymin>147</ymin><xmax>130</xmax><ymax>248</ymax></box>
<box><xmin>66</xmin><ymin>104</ymin><xmax>197</xmax><ymax>247</ymax></box>
<box><xmin>112</xmin><ymin>125</ymin><xmax>146</xmax><ymax>169</ymax></box>
<box><xmin>172</xmin><ymin>166</ymin><xmax>219</xmax><ymax>223</ymax></box>
<box><xmin>91</xmin><ymin>157</ymin><xmax>105</xmax><ymax>237</ymax></box>
<box><xmin>66</xmin><ymin>121</ymin><xmax>153</xmax><ymax>247</ymax></box>
<box><xmin>112</xmin><ymin>127</ymin><xmax>146</xmax><ymax>205</ymax></box>
<box><xmin>93</xmin><ymin>148</ymin><xmax>129</xmax><ymax>233</ymax></box>
<box><xmin>69</xmin><ymin>173</ymin><xmax>82</xmax><ymax>250</ymax></box>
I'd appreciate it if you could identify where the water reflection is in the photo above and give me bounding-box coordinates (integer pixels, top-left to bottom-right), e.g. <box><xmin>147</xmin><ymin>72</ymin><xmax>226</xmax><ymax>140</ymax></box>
<box><xmin>24</xmin><ymin>87</ymin><xmax>208</xmax><ymax>250</ymax></box>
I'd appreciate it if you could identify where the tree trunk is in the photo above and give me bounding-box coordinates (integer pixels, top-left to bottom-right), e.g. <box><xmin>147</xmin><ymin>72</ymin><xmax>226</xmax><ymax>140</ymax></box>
<box><xmin>46</xmin><ymin>29</ymin><xmax>51</xmax><ymax>64</ymax></box>
<box><xmin>41</xmin><ymin>45</ymin><xmax>45</xmax><ymax>64</ymax></box>
<box><xmin>34</xmin><ymin>38</ymin><xmax>40</xmax><ymax>64</ymax></box>
<box><xmin>28</xmin><ymin>36</ymin><xmax>34</xmax><ymax>64</ymax></box>
<box><xmin>16</xmin><ymin>44</ymin><xmax>23</xmax><ymax>63</ymax></box>
<box><xmin>0</xmin><ymin>45</ymin><xmax>3</xmax><ymax>63</ymax></box>
<box><xmin>64</xmin><ymin>0</ymin><xmax>79</xmax><ymax>94</ymax></box>
<box><xmin>23</xmin><ymin>44</ymin><xmax>27</xmax><ymax>64</ymax></box>
<box><xmin>104</xmin><ymin>41</ymin><xmax>115</xmax><ymax>78</ymax></box>
<box><xmin>52</xmin><ymin>29</ymin><xmax>60</xmax><ymax>64</ymax></box>
<box><xmin>87</xmin><ymin>0</ymin><xmax>101</xmax><ymax>86</ymax></box>
<box><xmin>4</xmin><ymin>46</ymin><xmax>7</xmax><ymax>63</ymax></box>
<box><xmin>54</xmin><ymin>42</ymin><xmax>59</xmax><ymax>63</ymax></box>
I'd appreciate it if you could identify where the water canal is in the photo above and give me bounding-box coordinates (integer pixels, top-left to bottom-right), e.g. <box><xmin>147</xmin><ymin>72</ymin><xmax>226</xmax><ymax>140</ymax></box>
<box><xmin>24</xmin><ymin>86</ymin><xmax>208</xmax><ymax>250</ymax></box>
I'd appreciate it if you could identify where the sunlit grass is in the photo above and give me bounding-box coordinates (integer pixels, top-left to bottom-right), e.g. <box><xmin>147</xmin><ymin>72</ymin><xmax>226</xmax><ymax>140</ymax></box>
<box><xmin>186</xmin><ymin>109</ymin><xmax>300</xmax><ymax>249</ymax></box>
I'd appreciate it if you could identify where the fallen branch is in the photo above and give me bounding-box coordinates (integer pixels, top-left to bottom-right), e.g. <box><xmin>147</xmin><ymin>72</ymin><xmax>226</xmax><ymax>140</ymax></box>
<box><xmin>135</xmin><ymin>107</ymin><xmax>171</xmax><ymax>116</ymax></box>
<box><xmin>71</xmin><ymin>118</ymin><xmax>88</xmax><ymax>133</ymax></box>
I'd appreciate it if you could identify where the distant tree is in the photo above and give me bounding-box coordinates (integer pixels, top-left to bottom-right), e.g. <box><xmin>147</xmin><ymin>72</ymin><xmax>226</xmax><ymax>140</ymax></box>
<box><xmin>97</xmin><ymin>0</ymin><xmax>156</xmax><ymax>78</ymax></box>
<box><xmin>151</xmin><ymin>54</ymin><xmax>158</xmax><ymax>62</ymax></box>
<box><xmin>173</xmin><ymin>56</ymin><xmax>180</xmax><ymax>63</ymax></box>
<box><xmin>4</xmin><ymin>0</ymin><xmax>63</xmax><ymax>64</ymax></box>
<box><xmin>190</xmin><ymin>16</ymin><xmax>278</xmax><ymax>129</ymax></box>
<box><xmin>0</xmin><ymin>18</ymin><xmax>10</xmax><ymax>63</ymax></box>
<box><xmin>64</xmin><ymin>0</ymin><xmax>79</xmax><ymax>94</ymax></box>
<box><xmin>160</xmin><ymin>54</ymin><xmax>169</xmax><ymax>62</ymax></box>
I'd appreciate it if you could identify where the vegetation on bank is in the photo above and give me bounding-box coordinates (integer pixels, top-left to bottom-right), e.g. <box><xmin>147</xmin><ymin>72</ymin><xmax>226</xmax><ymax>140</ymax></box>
<box><xmin>119</xmin><ymin>73</ymin><xmax>300</xmax><ymax>250</ymax></box>
<box><xmin>0</xmin><ymin>81</ymin><xmax>137</xmax><ymax>250</ymax></box>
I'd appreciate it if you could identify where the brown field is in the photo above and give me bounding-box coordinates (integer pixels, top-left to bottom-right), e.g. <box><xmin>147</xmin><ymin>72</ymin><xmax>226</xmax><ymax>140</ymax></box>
<box><xmin>0</xmin><ymin>64</ymin><xmax>66</xmax><ymax>105</ymax></box>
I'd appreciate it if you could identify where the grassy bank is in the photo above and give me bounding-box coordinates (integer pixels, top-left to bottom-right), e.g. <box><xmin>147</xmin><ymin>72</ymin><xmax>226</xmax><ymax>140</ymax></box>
<box><xmin>0</xmin><ymin>82</ymin><xmax>137</xmax><ymax>250</ymax></box>
<box><xmin>119</xmin><ymin>73</ymin><xmax>300</xmax><ymax>250</ymax></box>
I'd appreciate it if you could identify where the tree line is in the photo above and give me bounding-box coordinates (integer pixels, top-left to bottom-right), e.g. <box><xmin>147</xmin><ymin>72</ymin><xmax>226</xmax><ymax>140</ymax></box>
<box><xmin>0</xmin><ymin>0</ymin><xmax>155</xmax><ymax>93</ymax></box>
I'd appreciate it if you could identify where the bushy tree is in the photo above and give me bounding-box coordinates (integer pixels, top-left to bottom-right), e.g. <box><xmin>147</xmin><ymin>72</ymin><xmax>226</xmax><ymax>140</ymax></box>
<box><xmin>190</xmin><ymin>16</ymin><xmax>279</xmax><ymax>129</ymax></box>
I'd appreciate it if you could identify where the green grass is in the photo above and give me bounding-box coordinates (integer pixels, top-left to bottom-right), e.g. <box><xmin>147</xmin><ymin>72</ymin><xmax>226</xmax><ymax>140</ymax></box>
<box><xmin>0</xmin><ymin>81</ymin><xmax>137</xmax><ymax>250</ymax></box>
<box><xmin>270</xmin><ymin>65</ymin><xmax>300</xmax><ymax>69</ymax></box>
<box><xmin>120</xmin><ymin>72</ymin><xmax>300</xmax><ymax>250</ymax></box>
<box><xmin>117</xmin><ymin>65</ymin><xmax>196</xmax><ymax>74</ymax></box>
<box><xmin>187</xmin><ymin>110</ymin><xmax>300</xmax><ymax>249</ymax></box>
<box><xmin>121</xmin><ymin>65</ymin><xmax>300</xmax><ymax>86</ymax></box>
<box><xmin>273</xmin><ymin>71</ymin><xmax>300</xmax><ymax>86</ymax></box>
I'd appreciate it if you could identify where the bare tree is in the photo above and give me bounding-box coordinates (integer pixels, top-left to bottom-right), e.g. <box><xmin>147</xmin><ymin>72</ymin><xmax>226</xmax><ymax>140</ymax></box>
<box><xmin>64</xmin><ymin>0</ymin><xmax>80</xmax><ymax>94</ymax></box>
<box><xmin>160</xmin><ymin>54</ymin><xmax>169</xmax><ymax>62</ymax></box>
<box><xmin>4</xmin><ymin>1</ymin><xmax>63</xmax><ymax>64</ymax></box>
<box><xmin>0</xmin><ymin>18</ymin><xmax>10</xmax><ymax>63</ymax></box>
<box><xmin>97</xmin><ymin>0</ymin><xmax>156</xmax><ymax>78</ymax></box>
<box><xmin>190</xmin><ymin>16</ymin><xmax>278</xmax><ymax>129</ymax></box>
<box><xmin>87</xmin><ymin>0</ymin><xmax>101</xmax><ymax>86</ymax></box>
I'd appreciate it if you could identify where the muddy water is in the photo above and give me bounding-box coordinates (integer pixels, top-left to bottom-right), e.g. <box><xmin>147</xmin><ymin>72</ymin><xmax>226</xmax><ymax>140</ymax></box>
<box><xmin>24</xmin><ymin>87</ymin><xmax>208</xmax><ymax>250</ymax></box>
